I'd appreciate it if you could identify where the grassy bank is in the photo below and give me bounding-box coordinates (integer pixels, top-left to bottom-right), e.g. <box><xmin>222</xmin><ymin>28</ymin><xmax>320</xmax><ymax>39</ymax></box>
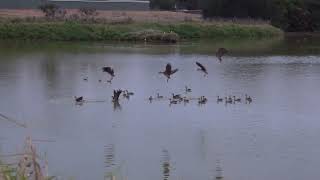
<box><xmin>0</xmin><ymin>21</ymin><xmax>283</xmax><ymax>42</ymax></box>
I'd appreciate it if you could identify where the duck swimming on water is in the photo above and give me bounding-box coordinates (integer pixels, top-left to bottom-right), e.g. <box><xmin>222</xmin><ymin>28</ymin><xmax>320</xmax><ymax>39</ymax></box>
<box><xmin>157</xmin><ymin>93</ymin><xmax>164</xmax><ymax>99</ymax></box>
<box><xmin>225</xmin><ymin>97</ymin><xmax>233</xmax><ymax>104</ymax></box>
<box><xmin>217</xmin><ymin>96</ymin><xmax>223</xmax><ymax>103</ymax></box>
<box><xmin>245</xmin><ymin>94</ymin><xmax>253</xmax><ymax>104</ymax></box>
<box><xmin>74</xmin><ymin>96</ymin><xmax>84</xmax><ymax>103</ymax></box>
<box><xmin>169</xmin><ymin>98</ymin><xmax>178</xmax><ymax>105</ymax></box>
<box><xmin>172</xmin><ymin>93</ymin><xmax>181</xmax><ymax>99</ymax></box>
<box><xmin>149</xmin><ymin>96</ymin><xmax>153</xmax><ymax>103</ymax></box>
<box><xmin>185</xmin><ymin>86</ymin><xmax>192</xmax><ymax>93</ymax></box>
<box><xmin>198</xmin><ymin>96</ymin><xmax>208</xmax><ymax>104</ymax></box>
<box><xmin>233</xmin><ymin>96</ymin><xmax>241</xmax><ymax>102</ymax></box>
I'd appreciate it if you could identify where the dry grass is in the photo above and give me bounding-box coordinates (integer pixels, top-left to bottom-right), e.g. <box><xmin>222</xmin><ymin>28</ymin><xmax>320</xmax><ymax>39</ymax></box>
<box><xmin>0</xmin><ymin>9</ymin><xmax>203</xmax><ymax>23</ymax></box>
<box><xmin>0</xmin><ymin>137</ymin><xmax>53</xmax><ymax>180</ymax></box>
<box><xmin>0</xmin><ymin>9</ymin><xmax>281</xmax><ymax>41</ymax></box>
<box><xmin>0</xmin><ymin>9</ymin><xmax>272</xmax><ymax>25</ymax></box>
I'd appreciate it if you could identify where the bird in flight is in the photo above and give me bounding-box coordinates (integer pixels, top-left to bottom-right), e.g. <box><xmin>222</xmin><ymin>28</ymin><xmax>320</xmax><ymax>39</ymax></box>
<box><xmin>196</xmin><ymin>62</ymin><xmax>208</xmax><ymax>75</ymax></box>
<box><xmin>216</xmin><ymin>48</ymin><xmax>228</xmax><ymax>62</ymax></box>
<box><xmin>102</xmin><ymin>66</ymin><xmax>115</xmax><ymax>83</ymax></box>
<box><xmin>112</xmin><ymin>89</ymin><xmax>122</xmax><ymax>102</ymax></box>
<box><xmin>159</xmin><ymin>63</ymin><xmax>178</xmax><ymax>82</ymax></box>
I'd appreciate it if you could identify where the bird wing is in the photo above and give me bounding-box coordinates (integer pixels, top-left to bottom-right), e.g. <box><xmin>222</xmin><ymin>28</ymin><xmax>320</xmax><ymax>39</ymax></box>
<box><xmin>217</xmin><ymin>48</ymin><xmax>228</xmax><ymax>56</ymax></box>
<box><xmin>102</xmin><ymin>67</ymin><xmax>110</xmax><ymax>72</ymax></box>
<box><xmin>171</xmin><ymin>69</ymin><xmax>178</xmax><ymax>75</ymax></box>
<box><xmin>116</xmin><ymin>90</ymin><xmax>122</xmax><ymax>96</ymax></box>
<box><xmin>196</xmin><ymin>62</ymin><xmax>206</xmax><ymax>71</ymax></box>
<box><xmin>165</xmin><ymin>63</ymin><xmax>172</xmax><ymax>73</ymax></box>
<box><xmin>103</xmin><ymin>67</ymin><xmax>114</xmax><ymax>76</ymax></box>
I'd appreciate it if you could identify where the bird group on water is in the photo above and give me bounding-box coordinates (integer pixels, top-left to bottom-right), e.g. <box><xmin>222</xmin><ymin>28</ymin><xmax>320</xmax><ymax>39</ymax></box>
<box><xmin>148</xmin><ymin>89</ymin><xmax>253</xmax><ymax>106</ymax></box>
<box><xmin>74</xmin><ymin>48</ymin><xmax>253</xmax><ymax>107</ymax></box>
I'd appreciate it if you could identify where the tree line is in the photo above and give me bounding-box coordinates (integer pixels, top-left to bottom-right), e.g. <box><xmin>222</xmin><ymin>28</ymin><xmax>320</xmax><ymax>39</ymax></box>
<box><xmin>150</xmin><ymin>0</ymin><xmax>320</xmax><ymax>32</ymax></box>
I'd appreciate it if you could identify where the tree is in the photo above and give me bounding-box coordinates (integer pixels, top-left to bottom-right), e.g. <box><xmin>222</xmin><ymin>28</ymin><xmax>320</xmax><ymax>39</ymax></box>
<box><xmin>38</xmin><ymin>3</ymin><xmax>59</xmax><ymax>19</ymax></box>
<box><xmin>271</xmin><ymin>0</ymin><xmax>314</xmax><ymax>32</ymax></box>
<box><xmin>150</xmin><ymin>0</ymin><xmax>175</xmax><ymax>10</ymax></box>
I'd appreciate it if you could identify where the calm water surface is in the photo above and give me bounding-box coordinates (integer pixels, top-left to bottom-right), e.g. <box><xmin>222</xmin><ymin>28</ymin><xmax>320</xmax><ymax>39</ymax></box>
<box><xmin>0</xmin><ymin>37</ymin><xmax>320</xmax><ymax>180</ymax></box>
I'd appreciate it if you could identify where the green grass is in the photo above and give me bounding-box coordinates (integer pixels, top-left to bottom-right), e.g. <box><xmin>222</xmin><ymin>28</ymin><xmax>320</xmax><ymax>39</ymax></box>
<box><xmin>0</xmin><ymin>21</ymin><xmax>283</xmax><ymax>42</ymax></box>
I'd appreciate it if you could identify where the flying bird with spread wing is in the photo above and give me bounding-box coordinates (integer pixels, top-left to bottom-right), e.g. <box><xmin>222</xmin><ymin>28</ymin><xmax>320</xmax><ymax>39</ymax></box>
<box><xmin>216</xmin><ymin>48</ymin><xmax>228</xmax><ymax>62</ymax></box>
<box><xmin>196</xmin><ymin>62</ymin><xmax>208</xmax><ymax>75</ymax></box>
<box><xmin>159</xmin><ymin>63</ymin><xmax>178</xmax><ymax>82</ymax></box>
<box><xmin>112</xmin><ymin>89</ymin><xmax>122</xmax><ymax>102</ymax></box>
<box><xmin>102</xmin><ymin>66</ymin><xmax>115</xmax><ymax>83</ymax></box>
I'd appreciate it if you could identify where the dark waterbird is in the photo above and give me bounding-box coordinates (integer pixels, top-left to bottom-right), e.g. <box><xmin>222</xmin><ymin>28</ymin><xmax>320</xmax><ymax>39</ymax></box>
<box><xmin>74</xmin><ymin>96</ymin><xmax>84</xmax><ymax>103</ymax></box>
<box><xmin>126</xmin><ymin>90</ymin><xmax>134</xmax><ymax>96</ymax></box>
<box><xmin>169</xmin><ymin>98</ymin><xmax>178</xmax><ymax>105</ymax></box>
<box><xmin>102</xmin><ymin>67</ymin><xmax>115</xmax><ymax>77</ymax></box>
<box><xmin>217</xmin><ymin>96</ymin><xmax>223</xmax><ymax>103</ymax></box>
<box><xmin>149</xmin><ymin>96</ymin><xmax>153</xmax><ymax>103</ymax></box>
<box><xmin>198</xmin><ymin>96</ymin><xmax>208</xmax><ymax>104</ymax></box>
<box><xmin>216</xmin><ymin>48</ymin><xmax>228</xmax><ymax>62</ymax></box>
<box><xmin>157</xmin><ymin>93</ymin><xmax>164</xmax><ymax>99</ymax></box>
<box><xmin>103</xmin><ymin>66</ymin><xmax>115</xmax><ymax>82</ymax></box>
<box><xmin>112</xmin><ymin>89</ymin><xmax>122</xmax><ymax>102</ymax></box>
<box><xmin>225</xmin><ymin>97</ymin><xmax>233</xmax><ymax>104</ymax></box>
<box><xmin>159</xmin><ymin>63</ymin><xmax>178</xmax><ymax>82</ymax></box>
<box><xmin>183</xmin><ymin>97</ymin><xmax>190</xmax><ymax>104</ymax></box>
<box><xmin>185</xmin><ymin>86</ymin><xmax>192</xmax><ymax>93</ymax></box>
<box><xmin>196</xmin><ymin>62</ymin><xmax>208</xmax><ymax>75</ymax></box>
<box><xmin>245</xmin><ymin>94</ymin><xmax>253</xmax><ymax>104</ymax></box>
<box><xmin>123</xmin><ymin>90</ymin><xmax>134</xmax><ymax>99</ymax></box>
<box><xmin>172</xmin><ymin>93</ymin><xmax>181</xmax><ymax>99</ymax></box>
<box><xmin>233</xmin><ymin>96</ymin><xmax>241</xmax><ymax>103</ymax></box>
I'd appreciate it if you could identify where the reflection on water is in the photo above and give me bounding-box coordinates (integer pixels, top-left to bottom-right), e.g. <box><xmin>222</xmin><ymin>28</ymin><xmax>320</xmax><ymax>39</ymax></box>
<box><xmin>1</xmin><ymin>36</ymin><xmax>320</xmax><ymax>180</ymax></box>
<box><xmin>162</xmin><ymin>149</ymin><xmax>171</xmax><ymax>180</ymax></box>
<box><xmin>215</xmin><ymin>160</ymin><xmax>224</xmax><ymax>180</ymax></box>
<box><xmin>112</xmin><ymin>101</ymin><xmax>122</xmax><ymax>111</ymax></box>
<box><xmin>105</xmin><ymin>144</ymin><xmax>115</xmax><ymax>168</ymax></box>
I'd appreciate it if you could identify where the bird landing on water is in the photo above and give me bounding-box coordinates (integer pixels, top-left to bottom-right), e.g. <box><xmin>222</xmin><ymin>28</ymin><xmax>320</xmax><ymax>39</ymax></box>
<box><xmin>159</xmin><ymin>63</ymin><xmax>178</xmax><ymax>82</ymax></box>
<box><xmin>216</xmin><ymin>48</ymin><xmax>228</xmax><ymax>62</ymax></box>
<box><xmin>102</xmin><ymin>66</ymin><xmax>115</xmax><ymax>83</ymax></box>
<box><xmin>112</xmin><ymin>89</ymin><xmax>122</xmax><ymax>102</ymax></box>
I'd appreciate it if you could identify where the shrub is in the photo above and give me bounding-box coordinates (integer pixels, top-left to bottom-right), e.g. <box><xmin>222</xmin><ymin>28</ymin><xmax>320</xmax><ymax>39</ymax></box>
<box><xmin>38</xmin><ymin>3</ymin><xmax>59</xmax><ymax>19</ymax></box>
<box><xmin>150</xmin><ymin>0</ymin><xmax>175</xmax><ymax>10</ymax></box>
<box><xmin>79</xmin><ymin>7</ymin><xmax>99</xmax><ymax>19</ymax></box>
<box><xmin>271</xmin><ymin>0</ymin><xmax>314</xmax><ymax>32</ymax></box>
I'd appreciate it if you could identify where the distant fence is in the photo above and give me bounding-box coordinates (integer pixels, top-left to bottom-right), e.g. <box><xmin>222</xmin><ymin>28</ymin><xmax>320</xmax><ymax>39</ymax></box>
<box><xmin>0</xmin><ymin>0</ymin><xmax>150</xmax><ymax>10</ymax></box>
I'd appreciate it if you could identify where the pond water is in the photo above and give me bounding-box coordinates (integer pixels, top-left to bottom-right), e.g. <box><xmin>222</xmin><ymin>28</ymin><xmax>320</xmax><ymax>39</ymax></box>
<box><xmin>1</xmin><ymin>36</ymin><xmax>320</xmax><ymax>180</ymax></box>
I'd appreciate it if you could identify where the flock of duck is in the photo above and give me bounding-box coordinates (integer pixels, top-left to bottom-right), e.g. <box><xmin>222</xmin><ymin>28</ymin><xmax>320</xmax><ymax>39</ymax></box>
<box><xmin>74</xmin><ymin>48</ymin><xmax>253</xmax><ymax>106</ymax></box>
<box><xmin>148</xmin><ymin>87</ymin><xmax>253</xmax><ymax>106</ymax></box>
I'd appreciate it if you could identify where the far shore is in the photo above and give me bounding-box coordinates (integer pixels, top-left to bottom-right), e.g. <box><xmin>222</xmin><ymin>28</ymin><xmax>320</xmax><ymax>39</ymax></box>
<box><xmin>0</xmin><ymin>9</ymin><xmax>283</xmax><ymax>42</ymax></box>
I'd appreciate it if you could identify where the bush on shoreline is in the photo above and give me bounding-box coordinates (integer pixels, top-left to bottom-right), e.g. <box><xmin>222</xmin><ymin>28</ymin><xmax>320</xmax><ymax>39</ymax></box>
<box><xmin>0</xmin><ymin>20</ymin><xmax>282</xmax><ymax>42</ymax></box>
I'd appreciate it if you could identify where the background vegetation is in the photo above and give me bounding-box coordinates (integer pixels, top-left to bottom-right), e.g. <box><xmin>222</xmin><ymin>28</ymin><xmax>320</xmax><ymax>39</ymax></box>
<box><xmin>150</xmin><ymin>0</ymin><xmax>320</xmax><ymax>32</ymax></box>
<box><xmin>0</xmin><ymin>21</ymin><xmax>282</xmax><ymax>42</ymax></box>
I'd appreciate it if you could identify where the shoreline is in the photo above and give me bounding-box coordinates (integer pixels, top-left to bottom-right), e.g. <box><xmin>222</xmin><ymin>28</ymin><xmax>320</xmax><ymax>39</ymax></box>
<box><xmin>0</xmin><ymin>10</ymin><xmax>283</xmax><ymax>42</ymax></box>
<box><xmin>0</xmin><ymin>21</ymin><xmax>282</xmax><ymax>42</ymax></box>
